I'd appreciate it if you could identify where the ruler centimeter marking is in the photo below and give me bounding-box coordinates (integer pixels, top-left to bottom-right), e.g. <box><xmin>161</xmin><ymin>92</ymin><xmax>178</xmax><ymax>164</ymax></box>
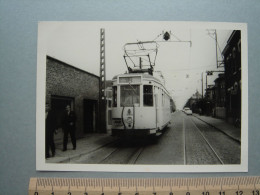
<box><xmin>29</xmin><ymin>177</ymin><xmax>260</xmax><ymax>195</ymax></box>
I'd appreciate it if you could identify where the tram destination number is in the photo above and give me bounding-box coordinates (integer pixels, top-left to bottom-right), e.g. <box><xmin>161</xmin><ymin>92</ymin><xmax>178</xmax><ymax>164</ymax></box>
<box><xmin>33</xmin><ymin>190</ymin><xmax>260</xmax><ymax>195</ymax></box>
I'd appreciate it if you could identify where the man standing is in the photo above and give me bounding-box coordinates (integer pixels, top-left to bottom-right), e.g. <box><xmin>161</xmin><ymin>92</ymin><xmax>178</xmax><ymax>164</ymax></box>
<box><xmin>45</xmin><ymin>103</ymin><xmax>56</xmax><ymax>158</ymax></box>
<box><xmin>62</xmin><ymin>105</ymin><xmax>77</xmax><ymax>151</ymax></box>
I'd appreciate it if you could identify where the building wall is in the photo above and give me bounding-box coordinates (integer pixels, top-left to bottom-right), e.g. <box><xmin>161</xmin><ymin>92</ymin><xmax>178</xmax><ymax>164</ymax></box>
<box><xmin>46</xmin><ymin>56</ymin><xmax>100</xmax><ymax>138</ymax></box>
<box><xmin>214</xmin><ymin>74</ymin><xmax>225</xmax><ymax>107</ymax></box>
<box><xmin>214</xmin><ymin>74</ymin><xmax>226</xmax><ymax>119</ymax></box>
<box><xmin>215</xmin><ymin>107</ymin><xmax>226</xmax><ymax>119</ymax></box>
<box><xmin>223</xmin><ymin>30</ymin><xmax>241</xmax><ymax>124</ymax></box>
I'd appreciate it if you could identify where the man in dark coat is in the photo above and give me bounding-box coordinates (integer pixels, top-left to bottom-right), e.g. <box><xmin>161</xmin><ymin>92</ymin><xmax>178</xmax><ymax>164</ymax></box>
<box><xmin>45</xmin><ymin>103</ymin><xmax>56</xmax><ymax>158</ymax></box>
<box><xmin>62</xmin><ymin>105</ymin><xmax>77</xmax><ymax>151</ymax></box>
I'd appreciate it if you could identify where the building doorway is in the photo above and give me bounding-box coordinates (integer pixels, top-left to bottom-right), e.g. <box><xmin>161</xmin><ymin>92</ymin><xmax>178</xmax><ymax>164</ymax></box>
<box><xmin>51</xmin><ymin>96</ymin><xmax>74</xmax><ymax>128</ymax></box>
<box><xmin>83</xmin><ymin>99</ymin><xmax>97</xmax><ymax>133</ymax></box>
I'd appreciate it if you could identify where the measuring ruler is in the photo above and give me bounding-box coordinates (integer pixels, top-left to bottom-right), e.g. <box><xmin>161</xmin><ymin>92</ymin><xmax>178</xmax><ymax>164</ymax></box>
<box><xmin>29</xmin><ymin>177</ymin><xmax>260</xmax><ymax>195</ymax></box>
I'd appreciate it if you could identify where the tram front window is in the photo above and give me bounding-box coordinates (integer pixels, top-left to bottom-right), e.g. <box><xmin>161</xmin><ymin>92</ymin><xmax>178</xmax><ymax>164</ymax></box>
<box><xmin>120</xmin><ymin>85</ymin><xmax>140</xmax><ymax>107</ymax></box>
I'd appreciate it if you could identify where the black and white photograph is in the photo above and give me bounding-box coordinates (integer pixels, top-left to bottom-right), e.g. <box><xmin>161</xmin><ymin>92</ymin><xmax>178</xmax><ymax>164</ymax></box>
<box><xmin>36</xmin><ymin>21</ymin><xmax>248</xmax><ymax>172</ymax></box>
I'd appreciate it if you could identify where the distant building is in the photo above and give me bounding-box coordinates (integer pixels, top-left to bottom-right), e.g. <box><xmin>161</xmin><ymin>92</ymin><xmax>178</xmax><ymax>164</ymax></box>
<box><xmin>222</xmin><ymin>30</ymin><xmax>241</xmax><ymax>124</ymax></box>
<box><xmin>205</xmin><ymin>85</ymin><xmax>215</xmax><ymax>101</ymax></box>
<box><xmin>204</xmin><ymin>85</ymin><xmax>215</xmax><ymax>116</ymax></box>
<box><xmin>46</xmin><ymin>56</ymin><xmax>105</xmax><ymax>138</ymax></box>
<box><xmin>192</xmin><ymin>90</ymin><xmax>202</xmax><ymax>100</ymax></box>
<box><xmin>214</xmin><ymin>73</ymin><xmax>226</xmax><ymax>119</ymax></box>
<box><xmin>185</xmin><ymin>90</ymin><xmax>202</xmax><ymax>113</ymax></box>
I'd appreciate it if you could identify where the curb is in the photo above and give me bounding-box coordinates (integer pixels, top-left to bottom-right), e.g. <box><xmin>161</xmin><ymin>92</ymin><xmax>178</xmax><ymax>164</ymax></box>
<box><xmin>193</xmin><ymin>114</ymin><xmax>241</xmax><ymax>144</ymax></box>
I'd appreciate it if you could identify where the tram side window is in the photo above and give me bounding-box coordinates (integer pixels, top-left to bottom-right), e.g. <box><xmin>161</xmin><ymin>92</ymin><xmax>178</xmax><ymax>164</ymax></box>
<box><xmin>112</xmin><ymin>86</ymin><xmax>117</xmax><ymax>107</ymax></box>
<box><xmin>143</xmin><ymin>85</ymin><xmax>153</xmax><ymax>106</ymax></box>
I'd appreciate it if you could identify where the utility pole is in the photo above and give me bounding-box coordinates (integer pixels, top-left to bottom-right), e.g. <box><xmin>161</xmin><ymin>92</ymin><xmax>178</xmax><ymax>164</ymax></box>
<box><xmin>99</xmin><ymin>28</ymin><xmax>106</xmax><ymax>133</ymax></box>
<box><xmin>206</xmin><ymin>74</ymin><xmax>208</xmax><ymax>90</ymax></box>
<box><xmin>215</xmin><ymin>30</ymin><xmax>219</xmax><ymax>68</ymax></box>
<box><xmin>201</xmin><ymin>72</ymin><xmax>204</xmax><ymax>99</ymax></box>
<box><xmin>207</xmin><ymin>29</ymin><xmax>223</xmax><ymax>69</ymax></box>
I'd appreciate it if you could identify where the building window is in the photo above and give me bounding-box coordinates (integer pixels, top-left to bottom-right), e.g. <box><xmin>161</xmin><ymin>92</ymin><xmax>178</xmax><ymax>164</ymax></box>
<box><xmin>143</xmin><ymin>85</ymin><xmax>153</xmax><ymax>106</ymax></box>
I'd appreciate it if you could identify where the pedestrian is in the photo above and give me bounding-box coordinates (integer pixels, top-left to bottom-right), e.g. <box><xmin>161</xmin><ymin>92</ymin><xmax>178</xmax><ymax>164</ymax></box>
<box><xmin>45</xmin><ymin>103</ymin><xmax>57</xmax><ymax>158</ymax></box>
<box><xmin>62</xmin><ymin>105</ymin><xmax>77</xmax><ymax>151</ymax></box>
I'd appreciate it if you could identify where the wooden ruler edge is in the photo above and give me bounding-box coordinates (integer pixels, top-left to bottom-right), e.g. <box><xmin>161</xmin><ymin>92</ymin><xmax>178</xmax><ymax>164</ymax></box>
<box><xmin>29</xmin><ymin>176</ymin><xmax>260</xmax><ymax>190</ymax></box>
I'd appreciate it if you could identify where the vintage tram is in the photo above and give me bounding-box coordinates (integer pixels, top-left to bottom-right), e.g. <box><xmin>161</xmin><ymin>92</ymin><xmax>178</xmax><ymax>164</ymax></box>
<box><xmin>111</xmin><ymin>41</ymin><xmax>172</xmax><ymax>137</ymax></box>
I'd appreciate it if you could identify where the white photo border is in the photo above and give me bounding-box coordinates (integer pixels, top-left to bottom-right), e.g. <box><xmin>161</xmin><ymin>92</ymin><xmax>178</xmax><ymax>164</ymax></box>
<box><xmin>36</xmin><ymin>21</ymin><xmax>248</xmax><ymax>172</ymax></box>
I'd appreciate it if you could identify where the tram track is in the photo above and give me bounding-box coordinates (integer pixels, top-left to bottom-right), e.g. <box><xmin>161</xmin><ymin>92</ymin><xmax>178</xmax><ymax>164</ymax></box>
<box><xmin>192</xmin><ymin>114</ymin><xmax>241</xmax><ymax>144</ymax></box>
<box><xmin>98</xmin><ymin>141</ymin><xmax>146</xmax><ymax>164</ymax></box>
<box><xmin>183</xmin><ymin>113</ymin><xmax>240</xmax><ymax>165</ymax></box>
<box><xmin>98</xmin><ymin>148</ymin><xmax>120</xmax><ymax>164</ymax></box>
<box><xmin>72</xmin><ymin>111</ymin><xmax>239</xmax><ymax>165</ymax></box>
<box><xmin>190</xmin><ymin>115</ymin><xmax>241</xmax><ymax>164</ymax></box>
<box><xmin>75</xmin><ymin>137</ymin><xmax>147</xmax><ymax>164</ymax></box>
<box><xmin>73</xmin><ymin>140</ymin><xmax>120</xmax><ymax>164</ymax></box>
<box><xmin>190</xmin><ymin>118</ymin><xmax>224</xmax><ymax>165</ymax></box>
<box><xmin>127</xmin><ymin>147</ymin><xmax>145</xmax><ymax>164</ymax></box>
<box><xmin>184</xmin><ymin>114</ymin><xmax>224</xmax><ymax>165</ymax></box>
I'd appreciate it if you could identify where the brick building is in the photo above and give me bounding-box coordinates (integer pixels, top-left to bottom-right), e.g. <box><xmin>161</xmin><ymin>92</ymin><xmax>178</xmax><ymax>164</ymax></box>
<box><xmin>204</xmin><ymin>85</ymin><xmax>215</xmax><ymax>116</ymax></box>
<box><xmin>46</xmin><ymin>56</ymin><xmax>103</xmax><ymax>138</ymax></box>
<box><xmin>214</xmin><ymin>73</ymin><xmax>226</xmax><ymax>119</ymax></box>
<box><xmin>222</xmin><ymin>30</ymin><xmax>241</xmax><ymax>125</ymax></box>
<box><xmin>205</xmin><ymin>85</ymin><xmax>215</xmax><ymax>101</ymax></box>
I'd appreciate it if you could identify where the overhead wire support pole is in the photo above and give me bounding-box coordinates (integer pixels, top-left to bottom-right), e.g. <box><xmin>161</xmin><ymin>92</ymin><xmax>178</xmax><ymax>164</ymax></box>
<box><xmin>100</xmin><ymin>28</ymin><xmax>106</xmax><ymax>102</ymax></box>
<box><xmin>99</xmin><ymin>28</ymin><xmax>106</xmax><ymax>133</ymax></box>
<box><xmin>201</xmin><ymin>72</ymin><xmax>204</xmax><ymax>99</ymax></box>
<box><xmin>208</xmin><ymin>29</ymin><xmax>224</xmax><ymax>69</ymax></box>
<box><xmin>206</xmin><ymin>74</ymin><xmax>208</xmax><ymax>90</ymax></box>
<box><xmin>215</xmin><ymin>30</ymin><xmax>219</xmax><ymax>69</ymax></box>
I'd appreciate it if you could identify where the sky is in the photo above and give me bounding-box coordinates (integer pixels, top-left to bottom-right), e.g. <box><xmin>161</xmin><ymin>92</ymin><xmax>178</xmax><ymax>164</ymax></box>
<box><xmin>39</xmin><ymin>21</ymin><xmax>234</xmax><ymax>109</ymax></box>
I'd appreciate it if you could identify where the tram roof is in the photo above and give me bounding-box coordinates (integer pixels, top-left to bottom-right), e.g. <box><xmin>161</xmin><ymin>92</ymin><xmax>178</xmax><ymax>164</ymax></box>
<box><xmin>112</xmin><ymin>73</ymin><xmax>161</xmax><ymax>82</ymax></box>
